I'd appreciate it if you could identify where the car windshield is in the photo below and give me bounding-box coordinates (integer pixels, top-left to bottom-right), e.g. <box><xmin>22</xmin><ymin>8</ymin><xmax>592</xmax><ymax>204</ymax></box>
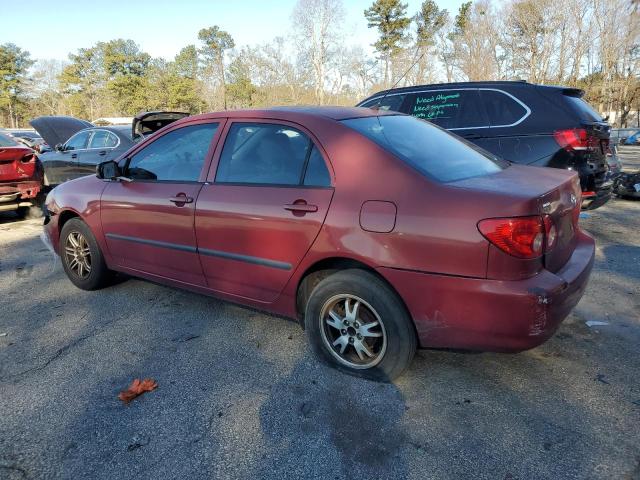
<box><xmin>341</xmin><ymin>115</ymin><xmax>507</xmax><ymax>182</ymax></box>
<box><xmin>0</xmin><ymin>133</ymin><xmax>19</xmax><ymax>147</ymax></box>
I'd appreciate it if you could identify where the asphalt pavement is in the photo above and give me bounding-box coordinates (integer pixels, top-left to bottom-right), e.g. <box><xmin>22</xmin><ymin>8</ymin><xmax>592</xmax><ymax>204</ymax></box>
<box><xmin>0</xmin><ymin>149</ymin><xmax>639</xmax><ymax>479</ymax></box>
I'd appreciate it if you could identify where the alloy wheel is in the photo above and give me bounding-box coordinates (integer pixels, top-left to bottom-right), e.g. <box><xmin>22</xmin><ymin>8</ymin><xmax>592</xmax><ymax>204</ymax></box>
<box><xmin>64</xmin><ymin>231</ymin><xmax>92</xmax><ymax>279</ymax></box>
<box><xmin>319</xmin><ymin>294</ymin><xmax>387</xmax><ymax>369</ymax></box>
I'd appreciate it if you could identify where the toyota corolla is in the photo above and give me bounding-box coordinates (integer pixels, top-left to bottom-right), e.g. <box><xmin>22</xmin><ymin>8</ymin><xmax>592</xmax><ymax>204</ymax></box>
<box><xmin>43</xmin><ymin>107</ymin><xmax>595</xmax><ymax>380</ymax></box>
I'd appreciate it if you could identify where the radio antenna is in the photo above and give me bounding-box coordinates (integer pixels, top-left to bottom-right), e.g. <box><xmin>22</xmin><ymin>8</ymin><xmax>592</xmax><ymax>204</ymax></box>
<box><xmin>371</xmin><ymin>50</ymin><xmax>427</xmax><ymax>111</ymax></box>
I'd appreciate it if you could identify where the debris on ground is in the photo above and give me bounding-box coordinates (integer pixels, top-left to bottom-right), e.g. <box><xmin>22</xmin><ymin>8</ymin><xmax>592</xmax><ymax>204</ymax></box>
<box><xmin>0</xmin><ymin>332</ymin><xmax>7</xmax><ymax>337</ymax></box>
<box><xmin>118</xmin><ymin>378</ymin><xmax>158</xmax><ymax>404</ymax></box>
<box><xmin>586</xmin><ymin>320</ymin><xmax>610</xmax><ymax>327</ymax></box>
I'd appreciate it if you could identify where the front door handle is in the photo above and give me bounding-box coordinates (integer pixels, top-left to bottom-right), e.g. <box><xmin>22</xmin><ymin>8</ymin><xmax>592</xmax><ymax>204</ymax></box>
<box><xmin>98</xmin><ymin>150</ymin><xmax>107</xmax><ymax>156</ymax></box>
<box><xmin>71</xmin><ymin>153</ymin><xmax>78</xmax><ymax>159</ymax></box>
<box><xmin>284</xmin><ymin>202</ymin><xmax>318</xmax><ymax>213</ymax></box>
<box><xmin>169</xmin><ymin>194</ymin><xmax>194</xmax><ymax>205</ymax></box>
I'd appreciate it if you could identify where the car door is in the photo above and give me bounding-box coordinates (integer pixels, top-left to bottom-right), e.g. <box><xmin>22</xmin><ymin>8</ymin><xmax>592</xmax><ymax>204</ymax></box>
<box><xmin>100</xmin><ymin>121</ymin><xmax>223</xmax><ymax>286</ymax></box>
<box><xmin>77</xmin><ymin>130</ymin><xmax>121</xmax><ymax>177</ymax></box>
<box><xmin>401</xmin><ymin>89</ymin><xmax>498</xmax><ymax>155</ymax></box>
<box><xmin>53</xmin><ymin>130</ymin><xmax>91</xmax><ymax>184</ymax></box>
<box><xmin>195</xmin><ymin>120</ymin><xmax>334</xmax><ymax>303</ymax></box>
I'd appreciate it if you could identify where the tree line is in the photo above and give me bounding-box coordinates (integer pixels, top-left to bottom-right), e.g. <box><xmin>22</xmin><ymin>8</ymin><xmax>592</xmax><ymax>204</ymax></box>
<box><xmin>1</xmin><ymin>0</ymin><xmax>638</xmax><ymax>128</ymax></box>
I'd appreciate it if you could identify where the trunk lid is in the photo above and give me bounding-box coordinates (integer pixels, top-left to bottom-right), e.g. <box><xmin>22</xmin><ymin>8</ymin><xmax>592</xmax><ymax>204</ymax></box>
<box><xmin>0</xmin><ymin>145</ymin><xmax>37</xmax><ymax>182</ymax></box>
<box><xmin>132</xmin><ymin>111</ymin><xmax>189</xmax><ymax>142</ymax></box>
<box><xmin>537</xmin><ymin>172</ymin><xmax>582</xmax><ymax>273</ymax></box>
<box><xmin>451</xmin><ymin>164</ymin><xmax>581</xmax><ymax>275</ymax></box>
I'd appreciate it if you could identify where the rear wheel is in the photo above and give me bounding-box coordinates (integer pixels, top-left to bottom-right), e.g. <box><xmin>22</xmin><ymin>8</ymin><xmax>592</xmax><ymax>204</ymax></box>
<box><xmin>304</xmin><ymin>269</ymin><xmax>417</xmax><ymax>381</ymax></box>
<box><xmin>60</xmin><ymin>218</ymin><xmax>114</xmax><ymax>290</ymax></box>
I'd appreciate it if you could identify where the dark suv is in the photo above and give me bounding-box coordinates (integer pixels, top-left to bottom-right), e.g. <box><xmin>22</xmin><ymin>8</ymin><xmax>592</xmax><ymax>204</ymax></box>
<box><xmin>357</xmin><ymin>81</ymin><xmax>612</xmax><ymax>209</ymax></box>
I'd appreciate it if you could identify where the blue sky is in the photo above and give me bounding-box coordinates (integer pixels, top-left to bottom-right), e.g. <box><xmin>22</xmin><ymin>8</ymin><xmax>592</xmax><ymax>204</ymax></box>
<box><xmin>1</xmin><ymin>0</ymin><xmax>466</xmax><ymax>61</ymax></box>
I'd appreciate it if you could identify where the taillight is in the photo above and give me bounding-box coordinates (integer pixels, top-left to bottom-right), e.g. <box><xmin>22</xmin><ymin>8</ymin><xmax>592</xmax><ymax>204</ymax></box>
<box><xmin>543</xmin><ymin>215</ymin><xmax>557</xmax><ymax>251</ymax></box>
<box><xmin>478</xmin><ymin>216</ymin><xmax>545</xmax><ymax>259</ymax></box>
<box><xmin>554</xmin><ymin>128</ymin><xmax>597</xmax><ymax>151</ymax></box>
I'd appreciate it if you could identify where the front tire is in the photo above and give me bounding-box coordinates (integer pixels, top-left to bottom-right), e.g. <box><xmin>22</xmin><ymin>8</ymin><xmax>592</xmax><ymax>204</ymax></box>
<box><xmin>304</xmin><ymin>269</ymin><xmax>417</xmax><ymax>381</ymax></box>
<box><xmin>59</xmin><ymin>218</ymin><xmax>114</xmax><ymax>290</ymax></box>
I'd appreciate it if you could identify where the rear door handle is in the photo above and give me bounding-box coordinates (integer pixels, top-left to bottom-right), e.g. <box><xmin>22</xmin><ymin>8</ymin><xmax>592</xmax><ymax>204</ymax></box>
<box><xmin>169</xmin><ymin>195</ymin><xmax>194</xmax><ymax>205</ymax></box>
<box><xmin>284</xmin><ymin>203</ymin><xmax>318</xmax><ymax>213</ymax></box>
<box><xmin>98</xmin><ymin>150</ymin><xmax>107</xmax><ymax>156</ymax></box>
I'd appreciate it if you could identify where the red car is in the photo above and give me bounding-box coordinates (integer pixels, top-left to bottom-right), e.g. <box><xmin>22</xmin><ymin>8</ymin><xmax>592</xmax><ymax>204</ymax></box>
<box><xmin>0</xmin><ymin>132</ymin><xmax>43</xmax><ymax>217</ymax></box>
<box><xmin>43</xmin><ymin>107</ymin><xmax>595</xmax><ymax>380</ymax></box>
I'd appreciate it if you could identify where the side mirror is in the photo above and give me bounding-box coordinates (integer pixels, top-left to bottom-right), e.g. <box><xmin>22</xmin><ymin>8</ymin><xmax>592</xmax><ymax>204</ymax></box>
<box><xmin>55</xmin><ymin>143</ymin><xmax>64</xmax><ymax>152</ymax></box>
<box><xmin>96</xmin><ymin>160</ymin><xmax>121</xmax><ymax>180</ymax></box>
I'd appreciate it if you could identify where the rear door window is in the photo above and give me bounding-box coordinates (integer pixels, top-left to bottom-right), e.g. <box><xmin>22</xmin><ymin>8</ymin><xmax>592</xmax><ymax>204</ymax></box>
<box><xmin>215</xmin><ymin>123</ymin><xmax>312</xmax><ymax>185</ymax></box>
<box><xmin>89</xmin><ymin>130</ymin><xmax>119</xmax><ymax>149</ymax></box>
<box><xmin>404</xmin><ymin>89</ymin><xmax>488</xmax><ymax>129</ymax></box>
<box><xmin>481</xmin><ymin>90</ymin><xmax>529</xmax><ymax>127</ymax></box>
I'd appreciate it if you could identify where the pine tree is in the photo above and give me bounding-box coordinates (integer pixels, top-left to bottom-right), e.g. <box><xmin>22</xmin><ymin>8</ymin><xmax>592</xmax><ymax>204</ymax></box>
<box><xmin>364</xmin><ymin>0</ymin><xmax>411</xmax><ymax>86</ymax></box>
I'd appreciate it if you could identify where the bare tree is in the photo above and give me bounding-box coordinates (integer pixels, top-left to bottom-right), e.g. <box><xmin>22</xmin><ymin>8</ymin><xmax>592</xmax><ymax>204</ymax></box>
<box><xmin>292</xmin><ymin>0</ymin><xmax>345</xmax><ymax>105</ymax></box>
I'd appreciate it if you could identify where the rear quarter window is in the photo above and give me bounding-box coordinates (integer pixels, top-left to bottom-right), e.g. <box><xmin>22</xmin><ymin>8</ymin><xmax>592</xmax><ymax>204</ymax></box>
<box><xmin>481</xmin><ymin>90</ymin><xmax>528</xmax><ymax>126</ymax></box>
<box><xmin>342</xmin><ymin>115</ymin><xmax>507</xmax><ymax>183</ymax></box>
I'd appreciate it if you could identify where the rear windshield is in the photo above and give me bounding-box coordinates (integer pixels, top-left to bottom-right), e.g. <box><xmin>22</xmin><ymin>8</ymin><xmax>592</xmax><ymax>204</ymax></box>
<box><xmin>0</xmin><ymin>133</ymin><xmax>19</xmax><ymax>147</ymax></box>
<box><xmin>564</xmin><ymin>95</ymin><xmax>603</xmax><ymax>122</ymax></box>
<box><xmin>341</xmin><ymin>115</ymin><xmax>507</xmax><ymax>182</ymax></box>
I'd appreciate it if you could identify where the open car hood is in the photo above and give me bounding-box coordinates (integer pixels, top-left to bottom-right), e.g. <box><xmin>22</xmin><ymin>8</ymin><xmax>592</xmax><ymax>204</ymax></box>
<box><xmin>29</xmin><ymin>116</ymin><xmax>94</xmax><ymax>148</ymax></box>
<box><xmin>132</xmin><ymin>111</ymin><xmax>189</xmax><ymax>142</ymax></box>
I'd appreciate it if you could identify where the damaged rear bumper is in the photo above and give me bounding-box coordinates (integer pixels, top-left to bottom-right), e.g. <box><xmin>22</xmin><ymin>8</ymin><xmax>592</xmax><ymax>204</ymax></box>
<box><xmin>0</xmin><ymin>181</ymin><xmax>42</xmax><ymax>211</ymax></box>
<box><xmin>378</xmin><ymin>231</ymin><xmax>595</xmax><ymax>352</ymax></box>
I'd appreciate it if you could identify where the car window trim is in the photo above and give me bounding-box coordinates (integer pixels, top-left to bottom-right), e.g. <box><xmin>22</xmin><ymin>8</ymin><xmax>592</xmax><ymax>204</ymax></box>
<box><xmin>360</xmin><ymin>88</ymin><xmax>531</xmax><ymax>130</ymax></box>
<box><xmin>212</xmin><ymin>120</ymin><xmax>334</xmax><ymax>188</ymax></box>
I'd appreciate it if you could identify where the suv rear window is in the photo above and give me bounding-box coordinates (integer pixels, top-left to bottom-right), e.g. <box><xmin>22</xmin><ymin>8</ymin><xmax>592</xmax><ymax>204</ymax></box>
<box><xmin>563</xmin><ymin>95</ymin><xmax>603</xmax><ymax>122</ymax></box>
<box><xmin>342</xmin><ymin>115</ymin><xmax>506</xmax><ymax>182</ymax></box>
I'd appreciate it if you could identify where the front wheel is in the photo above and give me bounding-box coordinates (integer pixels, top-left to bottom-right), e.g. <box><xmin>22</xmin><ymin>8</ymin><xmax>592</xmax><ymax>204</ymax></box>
<box><xmin>304</xmin><ymin>269</ymin><xmax>417</xmax><ymax>381</ymax></box>
<box><xmin>59</xmin><ymin>218</ymin><xmax>114</xmax><ymax>290</ymax></box>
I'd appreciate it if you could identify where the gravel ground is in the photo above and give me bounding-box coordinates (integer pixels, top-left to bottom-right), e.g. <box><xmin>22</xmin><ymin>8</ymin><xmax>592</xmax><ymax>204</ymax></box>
<box><xmin>1</xmin><ymin>149</ymin><xmax>639</xmax><ymax>480</ymax></box>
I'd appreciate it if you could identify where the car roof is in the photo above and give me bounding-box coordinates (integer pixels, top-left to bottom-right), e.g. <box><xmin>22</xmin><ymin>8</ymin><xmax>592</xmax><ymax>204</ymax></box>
<box><xmin>359</xmin><ymin>81</ymin><xmax>586</xmax><ymax>104</ymax></box>
<box><xmin>79</xmin><ymin>125</ymin><xmax>132</xmax><ymax>140</ymax></box>
<box><xmin>185</xmin><ymin>106</ymin><xmax>401</xmax><ymax>123</ymax></box>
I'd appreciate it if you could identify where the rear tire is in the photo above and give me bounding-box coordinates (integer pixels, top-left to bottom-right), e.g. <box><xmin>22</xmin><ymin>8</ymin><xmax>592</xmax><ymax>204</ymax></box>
<box><xmin>59</xmin><ymin>218</ymin><xmax>114</xmax><ymax>290</ymax></box>
<box><xmin>304</xmin><ymin>269</ymin><xmax>417</xmax><ymax>381</ymax></box>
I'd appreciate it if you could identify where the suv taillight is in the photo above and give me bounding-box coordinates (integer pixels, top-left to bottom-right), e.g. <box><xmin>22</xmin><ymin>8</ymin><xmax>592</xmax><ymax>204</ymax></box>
<box><xmin>554</xmin><ymin>128</ymin><xmax>598</xmax><ymax>151</ymax></box>
<box><xmin>478</xmin><ymin>215</ymin><xmax>556</xmax><ymax>259</ymax></box>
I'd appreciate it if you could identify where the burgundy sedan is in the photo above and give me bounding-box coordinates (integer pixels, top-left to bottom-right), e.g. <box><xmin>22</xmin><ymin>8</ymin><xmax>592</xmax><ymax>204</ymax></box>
<box><xmin>43</xmin><ymin>107</ymin><xmax>595</xmax><ymax>380</ymax></box>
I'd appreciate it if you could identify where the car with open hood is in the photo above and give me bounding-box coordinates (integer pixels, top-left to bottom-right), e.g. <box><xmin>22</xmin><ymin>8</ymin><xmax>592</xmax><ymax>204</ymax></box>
<box><xmin>0</xmin><ymin>132</ymin><xmax>43</xmax><ymax>217</ymax></box>
<box><xmin>31</xmin><ymin>112</ymin><xmax>188</xmax><ymax>186</ymax></box>
<box><xmin>43</xmin><ymin>107</ymin><xmax>595</xmax><ymax>380</ymax></box>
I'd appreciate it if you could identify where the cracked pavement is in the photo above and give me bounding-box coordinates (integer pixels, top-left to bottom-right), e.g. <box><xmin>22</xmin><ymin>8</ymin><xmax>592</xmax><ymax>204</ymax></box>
<box><xmin>0</xmin><ymin>147</ymin><xmax>639</xmax><ymax>479</ymax></box>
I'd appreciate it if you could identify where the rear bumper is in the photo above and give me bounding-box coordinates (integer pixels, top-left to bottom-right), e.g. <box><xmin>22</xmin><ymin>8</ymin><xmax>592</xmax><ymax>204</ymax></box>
<box><xmin>581</xmin><ymin>183</ymin><xmax>612</xmax><ymax>210</ymax></box>
<box><xmin>0</xmin><ymin>181</ymin><xmax>42</xmax><ymax>211</ymax></box>
<box><xmin>378</xmin><ymin>231</ymin><xmax>595</xmax><ymax>352</ymax></box>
